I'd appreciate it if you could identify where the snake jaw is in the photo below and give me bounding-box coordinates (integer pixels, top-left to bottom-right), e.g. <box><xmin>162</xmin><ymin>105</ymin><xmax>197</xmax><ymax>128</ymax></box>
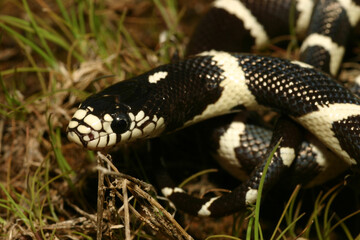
<box><xmin>67</xmin><ymin>129</ymin><xmax>84</xmax><ymax>147</ymax></box>
<box><xmin>67</xmin><ymin>108</ymin><xmax>119</xmax><ymax>150</ymax></box>
<box><xmin>67</xmin><ymin>106</ymin><xmax>167</xmax><ymax>150</ymax></box>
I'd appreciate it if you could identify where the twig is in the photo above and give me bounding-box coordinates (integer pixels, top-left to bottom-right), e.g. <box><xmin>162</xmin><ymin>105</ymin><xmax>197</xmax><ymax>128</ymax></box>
<box><xmin>96</xmin><ymin>152</ymin><xmax>105</xmax><ymax>240</ymax></box>
<box><xmin>123</xmin><ymin>179</ymin><xmax>131</xmax><ymax>240</ymax></box>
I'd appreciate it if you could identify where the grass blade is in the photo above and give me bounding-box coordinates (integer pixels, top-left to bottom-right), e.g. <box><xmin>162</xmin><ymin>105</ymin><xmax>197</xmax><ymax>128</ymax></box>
<box><xmin>253</xmin><ymin>139</ymin><xmax>282</xmax><ymax>240</ymax></box>
<box><xmin>22</xmin><ymin>0</ymin><xmax>57</xmax><ymax>67</ymax></box>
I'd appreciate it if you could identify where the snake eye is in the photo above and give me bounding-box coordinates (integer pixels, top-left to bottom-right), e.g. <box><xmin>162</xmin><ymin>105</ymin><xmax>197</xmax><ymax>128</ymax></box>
<box><xmin>111</xmin><ymin>114</ymin><xmax>130</xmax><ymax>134</ymax></box>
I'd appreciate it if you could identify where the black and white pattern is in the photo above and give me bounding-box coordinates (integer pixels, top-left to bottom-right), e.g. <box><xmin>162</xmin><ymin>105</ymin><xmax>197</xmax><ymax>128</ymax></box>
<box><xmin>210</xmin><ymin>114</ymin><xmax>348</xmax><ymax>188</ymax></box>
<box><xmin>67</xmin><ymin>0</ymin><xmax>360</xmax><ymax>217</ymax></box>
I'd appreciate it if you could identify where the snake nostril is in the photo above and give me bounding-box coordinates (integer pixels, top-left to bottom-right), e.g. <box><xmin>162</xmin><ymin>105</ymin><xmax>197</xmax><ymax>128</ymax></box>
<box><xmin>88</xmin><ymin>132</ymin><xmax>94</xmax><ymax>141</ymax></box>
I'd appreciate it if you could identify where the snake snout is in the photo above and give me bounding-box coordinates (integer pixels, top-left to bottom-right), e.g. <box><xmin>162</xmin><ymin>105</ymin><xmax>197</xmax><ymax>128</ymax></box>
<box><xmin>67</xmin><ymin>108</ymin><xmax>120</xmax><ymax>149</ymax></box>
<box><xmin>67</xmin><ymin>129</ymin><xmax>84</xmax><ymax>147</ymax></box>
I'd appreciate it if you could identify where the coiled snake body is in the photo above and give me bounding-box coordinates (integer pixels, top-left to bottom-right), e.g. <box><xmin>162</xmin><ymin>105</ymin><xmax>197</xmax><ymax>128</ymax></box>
<box><xmin>67</xmin><ymin>0</ymin><xmax>360</xmax><ymax>217</ymax></box>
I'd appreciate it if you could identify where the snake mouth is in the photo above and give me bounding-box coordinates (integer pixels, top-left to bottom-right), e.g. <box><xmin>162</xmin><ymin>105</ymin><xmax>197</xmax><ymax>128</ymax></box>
<box><xmin>67</xmin><ymin>127</ymin><xmax>117</xmax><ymax>150</ymax></box>
<box><xmin>66</xmin><ymin>108</ymin><xmax>119</xmax><ymax>150</ymax></box>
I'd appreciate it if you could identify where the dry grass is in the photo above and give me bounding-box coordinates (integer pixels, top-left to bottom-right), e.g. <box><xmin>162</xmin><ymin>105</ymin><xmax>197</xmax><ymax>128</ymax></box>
<box><xmin>0</xmin><ymin>0</ymin><xmax>190</xmax><ymax>239</ymax></box>
<box><xmin>1</xmin><ymin>0</ymin><xmax>360</xmax><ymax>240</ymax></box>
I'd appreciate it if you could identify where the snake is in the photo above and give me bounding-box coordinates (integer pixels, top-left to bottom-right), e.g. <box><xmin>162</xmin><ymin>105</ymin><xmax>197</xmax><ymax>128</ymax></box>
<box><xmin>67</xmin><ymin>0</ymin><xmax>360</xmax><ymax>217</ymax></box>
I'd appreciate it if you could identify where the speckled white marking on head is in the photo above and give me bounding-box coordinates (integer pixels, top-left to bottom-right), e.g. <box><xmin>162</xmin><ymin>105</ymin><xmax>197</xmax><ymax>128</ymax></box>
<box><xmin>129</xmin><ymin>112</ymin><xmax>135</xmax><ymax>121</ymax></box>
<box><xmin>132</xmin><ymin>128</ymin><xmax>143</xmax><ymax>138</ymax></box>
<box><xmin>338</xmin><ymin>0</ymin><xmax>360</xmax><ymax>26</ymax></box>
<box><xmin>143</xmin><ymin>122</ymin><xmax>156</xmax><ymax>134</ymax></box>
<box><xmin>120</xmin><ymin>130</ymin><xmax>131</xmax><ymax>141</ymax></box>
<box><xmin>68</xmin><ymin>120</ymin><xmax>79</xmax><ymax>129</ymax></box>
<box><xmin>186</xmin><ymin>51</ymin><xmax>260</xmax><ymax>126</ymax></box>
<box><xmin>197</xmin><ymin>196</ymin><xmax>220</xmax><ymax>217</ymax></box>
<box><xmin>103</xmin><ymin>122</ymin><xmax>113</xmax><ymax>134</ymax></box>
<box><xmin>67</xmin><ymin>131</ymin><xmax>82</xmax><ymax>146</ymax></box>
<box><xmin>104</xmin><ymin>114</ymin><xmax>113</xmax><ymax>122</ymax></box>
<box><xmin>87</xmin><ymin>139</ymin><xmax>99</xmax><ymax>149</ymax></box>
<box><xmin>154</xmin><ymin>117</ymin><xmax>165</xmax><ymax>133</ymax></box>
<box><xmin>295</xmin><ymin>0</ymin><xmax>314</xmax><ymax>36</ymax></box>
<box><xmin>92</xmin><ymin>131</ymin><xmax>99</xmax><ymax>139</ymax></box>
<box><xmin>73</xmin><ymin>109</ymin><xmax>87</xmax><ymax>120</ymax></box>
<box><xmin>279</xmin><ymin>147</ymin><xmax>296</xmax><ymax>166</ymax></box>
<box><xmin>297</xmin><ymin>103</ymin><xmax>360</xmax><ymax>165</ymax></box>
<box><xmin>98</xmin><ymin>136</ymin><xmax>108</xmax><ymax>148</ymax></box>
<box><xmin>149</xmin><ymin>116</ymin><xmax>166</xmax><ymax>137</ymax></box>
<box><xmin>245</xmin><ymin>188</ymin><xmax>258</xmax><ymax>205</ymax></box>
<box><xmin>140</xmin><ymin>116</ymin><xmax>166</xmax><ymax>138</ymax></box>
<box><xmin>77</xmin><ymin>125</ymin><xmax>91</xmax><ymax>134</ymax></box>
<box><xmin>213</xmin><ymin>0</ymin><xmax>269</xmax><ymax>48</ymax></box>
<box><xmin>108</xmin><ymin>133</ymin><xmax>117</xmax><ymax>146</ymax></box>
<box><xmin>80</xmin><ymin>113</ymin><xmax>167</xmax><ymax>147</ymax></box>
<box><xmin>216</xmin><ymin>121</ymin><xmax>249</xmax><ymax>181</ymax></box>
<box><xmin>129</xmin><ymin>121</ymin><xmax>135</xmax><ymax>130</ymax></box>
<box><xmin>156</xmin><ymin>116</ymin><xmax>164</xmax><ymax>126</ymax></box>
<box><xmin>148</xmin><ymin>71</ymin><xmax>168</xmax><ymax>84</ymax></box>
<box><xmin>84</xmin><ymin>114</ymin><xmax>102</xmax><ymax>131</ymax></box>
<box><xmin>135</xmin><ymin>111</ymin><xmax>145</xmax><ymax>121</ymax></box>
<box><xmin>291</xmin><ymin>60</ymin><xmax>313</xmax><ymax>69</ymax></box>
<box><xmin>137</xmin><ymin>116</ymin><xmax>150</xmax><ymax>127</ymax></box>
<box><xmin>300</xmin><ymin>33</ymin><xmax>345</xmax><ymax>75</ymax></box>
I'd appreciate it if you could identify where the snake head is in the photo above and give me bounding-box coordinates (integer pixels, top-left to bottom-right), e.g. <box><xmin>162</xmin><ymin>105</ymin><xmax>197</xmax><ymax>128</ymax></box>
<box><xmin>66</xmin><ymin>96</ymin><xmax>131</xmax><ymax>150</ymax></box>
<box><xmin>67</xmin><ymin>79</ymin><xmax>166</xmax><ymax>150</ymax></box>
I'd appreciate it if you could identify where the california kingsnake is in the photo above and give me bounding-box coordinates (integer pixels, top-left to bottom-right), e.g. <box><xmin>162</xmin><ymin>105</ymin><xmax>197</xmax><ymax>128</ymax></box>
<box><xmin>67</xmin><ymin>0</ymin><xmax>360</xmax><ymax>217</ymax></box>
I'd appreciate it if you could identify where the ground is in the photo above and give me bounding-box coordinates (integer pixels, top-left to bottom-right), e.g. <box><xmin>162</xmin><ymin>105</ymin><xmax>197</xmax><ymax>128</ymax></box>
<box><xmin>1</xmin><ymin>0</ymin><xmax>360</xmax><ymax>239</ymax></box>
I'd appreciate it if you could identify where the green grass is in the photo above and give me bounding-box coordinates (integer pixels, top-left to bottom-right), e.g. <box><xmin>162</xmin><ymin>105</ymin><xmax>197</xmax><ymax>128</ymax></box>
<box><xmin>0</xmin><ymin>0</ymin><xmax>180</xmax><ymax>238</ymax></box>
<box><xmin>0</xmin><ymin>0</ymin><xmax>359</xmax><ymax>239</ymax></box>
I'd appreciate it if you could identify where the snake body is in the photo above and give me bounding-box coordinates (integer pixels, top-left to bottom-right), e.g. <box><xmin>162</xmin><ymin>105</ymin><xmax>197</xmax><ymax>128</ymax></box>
<box><xmin>67</xmin><ymin>0</ymin><xmax>360</xmax><ymax>217</ymax></box>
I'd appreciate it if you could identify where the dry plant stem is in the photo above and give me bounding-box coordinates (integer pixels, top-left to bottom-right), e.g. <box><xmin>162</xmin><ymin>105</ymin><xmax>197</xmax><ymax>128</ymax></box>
<box><xmin>41</xmin><ymin>217</ymin><xmax>92</xmax><ymax>230</ymax></box>
<box><xmin>105</xmin><ymin>176</ymin><xmax>160</xmax><ymax>230</ymax></box>
<box><xmin>0</xmin><ymin>119</ymin><xmax>4</xmax><ymax>154</ymax></box>
<box><xmin>66</xmin><ymin>200</ymin><xmax>97</xmax><ymax>222</ymax></box>
<box><xmin>97</xmin><ymin>152</ymin><xmax>161</xmax><ymax>232</ymax></box>
<box><xmin>122</xmin><ymin>179</ymin><xmax>131</xmax><ymax>240</ymax></box>
<box><xmin>97</xmin><ymin>153</ymin><xmax>105</xmax><ymax>240</ymax></box>
<box><xmin>97</xmin><ymin>152</ymin><xmax>194</xmax><ymax>240</ymax></box>
<box><xmin>127</xmin><ymin>182</ymin><xmax>194</xmax><ymax>240</ymax></box>
<box><xmin>97</xmin><ymin>151</ymin><xmax>154</xmax><ymax>191</ymax></box>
